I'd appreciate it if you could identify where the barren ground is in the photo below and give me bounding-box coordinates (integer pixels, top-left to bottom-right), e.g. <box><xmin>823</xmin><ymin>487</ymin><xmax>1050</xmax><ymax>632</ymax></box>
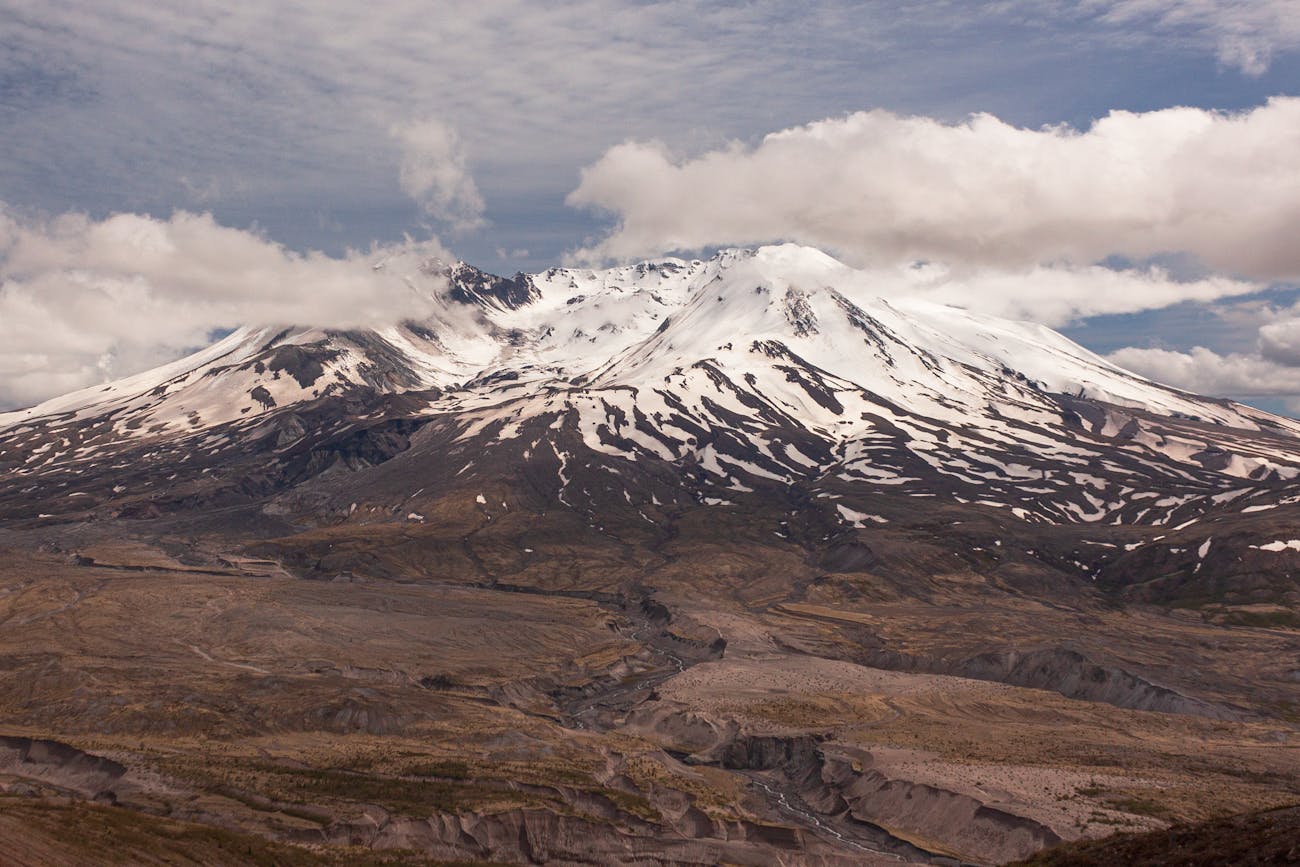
<box><xmin>0</xmin><ymin>527</ymin><xmax>1296</xmax><ymax>866</ymax></box>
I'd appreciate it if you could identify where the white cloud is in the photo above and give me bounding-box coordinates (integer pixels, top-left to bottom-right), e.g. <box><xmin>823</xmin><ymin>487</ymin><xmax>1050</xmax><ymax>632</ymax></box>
<box><xmin>1088</xmin><ymin>0</ymin><xmax>1300</xmax><ymax>75</ymax></box>
<box><xmin>1258</xmin><ymin>317</ymin><xmax>1300</xmax><ymax>365</ymax></box>
<box><xmin>1107</xmin><ymin>345</ymin><xmax>1300</xmax><ymax>397</ymax></box>
<box><xmin>1107</xmin><ymin>306</ymin><xmax>1300</xmax><ymax>406</ymax></box>
<box><xmin>391</xmin><ymin>119</ymin><xmax>485</xmax><ymax>231</ymax></box>
<box><xmin>883</xmin><ymin>262</ymin><xmax>1259</xmax><ymax>328</ymax></box>
<box><xmin>568</xmin><ymin>99</ymin><xmax>1300</xmax><ymax>286</ymax></box>
<box><xmin>566</xmin><ymin>96</ymin><xmax>1300</xmax><ymax>364</ymax></box>
<box><xmin>0</xmin><ymin>208</ymin><xmax>450</xmax><ymax>409</ymax></box>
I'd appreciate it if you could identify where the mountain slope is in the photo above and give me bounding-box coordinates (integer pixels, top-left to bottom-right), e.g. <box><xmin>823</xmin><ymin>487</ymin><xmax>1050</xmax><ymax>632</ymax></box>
<box><xmin>4</xmin><ymin>244</ymin><xmax>1300</xmax><ymax>606</ymax></box>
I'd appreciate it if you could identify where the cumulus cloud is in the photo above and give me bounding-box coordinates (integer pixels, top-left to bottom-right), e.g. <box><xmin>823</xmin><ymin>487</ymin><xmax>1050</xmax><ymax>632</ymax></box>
<box><xmin>1107</xmin><ymin>306</ymin><xmax>1300</xmax><ymax>407</ymax></box>
<box><xmin>391</xmin><ymin>119</ymin><xmax>486</xmax><ymax>231</ymax></box>
<box><xmin>1107</xmin><ymin>345</ymin><xmax>1300</xmax><ymax>397</ymax></box>
<box><xmin>0</xmin><ymin>209</ymin><xmax>450</xmax><ymax>409</ymax></box>
<box><xmin>1258</xmin><ymin>317</ymin><xmax>1300</xmax><ymax>365</ymax></box>
<box><xmin>568</xmin><ymin>99</ymin><xmax>1300</xmax><ymax>284</ymax></box>
<box><xmin>1088</xmin><ymin>0</ymin><xmax>1300</xmax><ymax>75</ymax></box>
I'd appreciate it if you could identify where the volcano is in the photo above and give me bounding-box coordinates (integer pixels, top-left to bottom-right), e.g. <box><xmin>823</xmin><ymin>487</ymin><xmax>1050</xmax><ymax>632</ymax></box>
<box><xmin>2</xmin><ymin>246</ymin><xmax>1299</xmax><ymax>866</ymax></box>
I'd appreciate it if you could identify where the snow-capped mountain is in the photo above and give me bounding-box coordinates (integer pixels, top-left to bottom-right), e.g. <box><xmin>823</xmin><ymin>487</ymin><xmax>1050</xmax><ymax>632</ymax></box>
<box><xmin>5</xmin><ymin>244</ymin><xmax>1300</xmax><ymax>533</ymax></box>
<box><xmin>9</xmin><ymin>242</ymin><xmax>1300</xmax><ymax>615</ymax></box>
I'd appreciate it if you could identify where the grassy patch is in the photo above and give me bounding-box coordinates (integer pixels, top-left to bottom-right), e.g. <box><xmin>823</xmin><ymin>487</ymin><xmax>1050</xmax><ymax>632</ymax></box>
<box><xmin>1103</xmin><ymin>796</ymin><xmax>1170</xmax><ymax>819</ymax></box>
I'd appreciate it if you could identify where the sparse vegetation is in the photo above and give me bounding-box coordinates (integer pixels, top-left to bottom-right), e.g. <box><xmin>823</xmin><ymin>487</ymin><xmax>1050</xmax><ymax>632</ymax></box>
<box><xmin>0</xmin><ymin>797</ymin><xmax>484</xmax><ymax>866</ymax></box>
<box><xmin>404</xmin><ymin>759</ymin><xmax>471</xmax><ymax>780</ymax></box>
<box><xmin>1103</xmin><ymin>796</ymin><xmax>1171</xmax><ymax>819</ymax></box>
<box><xmin>2</xmin><ymin>509</ymin><xmax>1300</xmax><ymax>864</ymax></box>
<box><xmin>1011</xmin><ymin>804</ymin><xmax>1300</xmax><ymax>866</ymax></box>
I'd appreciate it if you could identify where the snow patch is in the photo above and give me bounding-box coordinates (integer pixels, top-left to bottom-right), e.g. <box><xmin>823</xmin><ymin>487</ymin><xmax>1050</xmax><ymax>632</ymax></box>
<box><xmin>1252</xmin><ymin>540</ymin><xmax>1300</xmax><ymax>552</ymax></box>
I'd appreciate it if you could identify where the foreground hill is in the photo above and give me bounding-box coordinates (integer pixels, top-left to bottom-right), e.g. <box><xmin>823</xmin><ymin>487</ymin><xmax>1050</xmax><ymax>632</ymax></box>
<box><xmin>0</xmin><ymin>246</ymin><xmax>1297</xmax><ymax>865</ymax></box>
<box><xmin>1011</xmin><ymin>803</ymin><xmax>1300</xmax><ymax>866</ymax></box>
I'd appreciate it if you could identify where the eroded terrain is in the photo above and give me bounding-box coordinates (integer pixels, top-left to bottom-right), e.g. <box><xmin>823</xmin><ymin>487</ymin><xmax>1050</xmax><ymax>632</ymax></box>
<box><xmin>1</xmin><ymin>509</ymin><xmax>1297</xmax><ymax>866</ymax></box>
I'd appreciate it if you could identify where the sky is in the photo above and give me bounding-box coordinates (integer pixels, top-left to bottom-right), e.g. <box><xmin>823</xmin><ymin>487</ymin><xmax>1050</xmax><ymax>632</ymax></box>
<box><xmin>2</xmin><ymin>0</ymin><xmax>1300</xmax><ymax>412</ymax></box>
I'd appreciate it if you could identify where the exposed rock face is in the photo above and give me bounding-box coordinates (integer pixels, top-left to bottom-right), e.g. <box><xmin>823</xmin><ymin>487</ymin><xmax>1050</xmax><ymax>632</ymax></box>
<box><xmin>859</xmin><ymin>645</ymin><xmax>1240</xmax><ymax>720</ymax></box>
<box><xmin>819</xmin><ymin>756</ymin><xmax>1062</xmax><ymax>865</ymax></box>
<box><xmin>323</xmin><ymin>805</ymin><xmax>868</xmax><ymax>866</ymax></box>
<box><xmin>447</xmin><ymin>263</ymin><xmax>542</xmax><ymax>310</ymax></box>
<box><xmin>749</xmin><ymin>736</ymin><xmax>1062</xmax><ymax>865</ymax></box>
<box><xmin>622</xmin><ymin>714</ymin><xmax>1067</xmax><ymax>866</ymax></box>
<box><xmin>0</xmin><ymin>737</ymin><xmax>126</xmax><ymax>801</ymax></box>
<box><xmin>719</xmin><ymin>734</ymin><xmax>824</xmax><ymax>771</ymax></box>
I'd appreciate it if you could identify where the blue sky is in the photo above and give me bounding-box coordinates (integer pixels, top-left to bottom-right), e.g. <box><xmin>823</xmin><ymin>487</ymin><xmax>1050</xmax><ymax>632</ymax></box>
<box><xmin>2</xmin><ymin>1</ymin><xmax>1300</xmax><ymax>410</ymax></box>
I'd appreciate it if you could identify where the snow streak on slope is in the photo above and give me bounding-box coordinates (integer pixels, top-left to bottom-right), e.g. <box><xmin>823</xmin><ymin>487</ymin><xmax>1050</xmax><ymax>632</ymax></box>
<box><xmin>5</xmin><ymin>245</ymin><xmax>1300</xmax><ymax>528</ymax></box>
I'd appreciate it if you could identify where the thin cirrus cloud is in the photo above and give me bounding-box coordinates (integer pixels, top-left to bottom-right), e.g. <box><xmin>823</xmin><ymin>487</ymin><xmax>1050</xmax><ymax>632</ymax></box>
<box><xmin>0</xmin><ymin>209</ymin><xmax>451</xmax><ymax>409</ymax></box>
<box><xmin>8</xmin><ymin>0</ymin><xmax>1295</xmax><ymax>254</ymax></box>
<box><xmin>1086</xmin><ymin>0</ymin><xmax>1300</xmax><ymax>76</ymax></box>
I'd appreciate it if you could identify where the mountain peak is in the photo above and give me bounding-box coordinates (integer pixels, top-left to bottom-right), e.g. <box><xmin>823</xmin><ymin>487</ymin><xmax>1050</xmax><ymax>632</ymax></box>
<box><xmin>742</xmin><ymin>242</ymin><xmax>851</xmax><ymax>273</ymax></box>
<box><xmin>6</xmin><ymin>247</ymin><xmax>1300</xmax><ymax>536</ymax></box>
